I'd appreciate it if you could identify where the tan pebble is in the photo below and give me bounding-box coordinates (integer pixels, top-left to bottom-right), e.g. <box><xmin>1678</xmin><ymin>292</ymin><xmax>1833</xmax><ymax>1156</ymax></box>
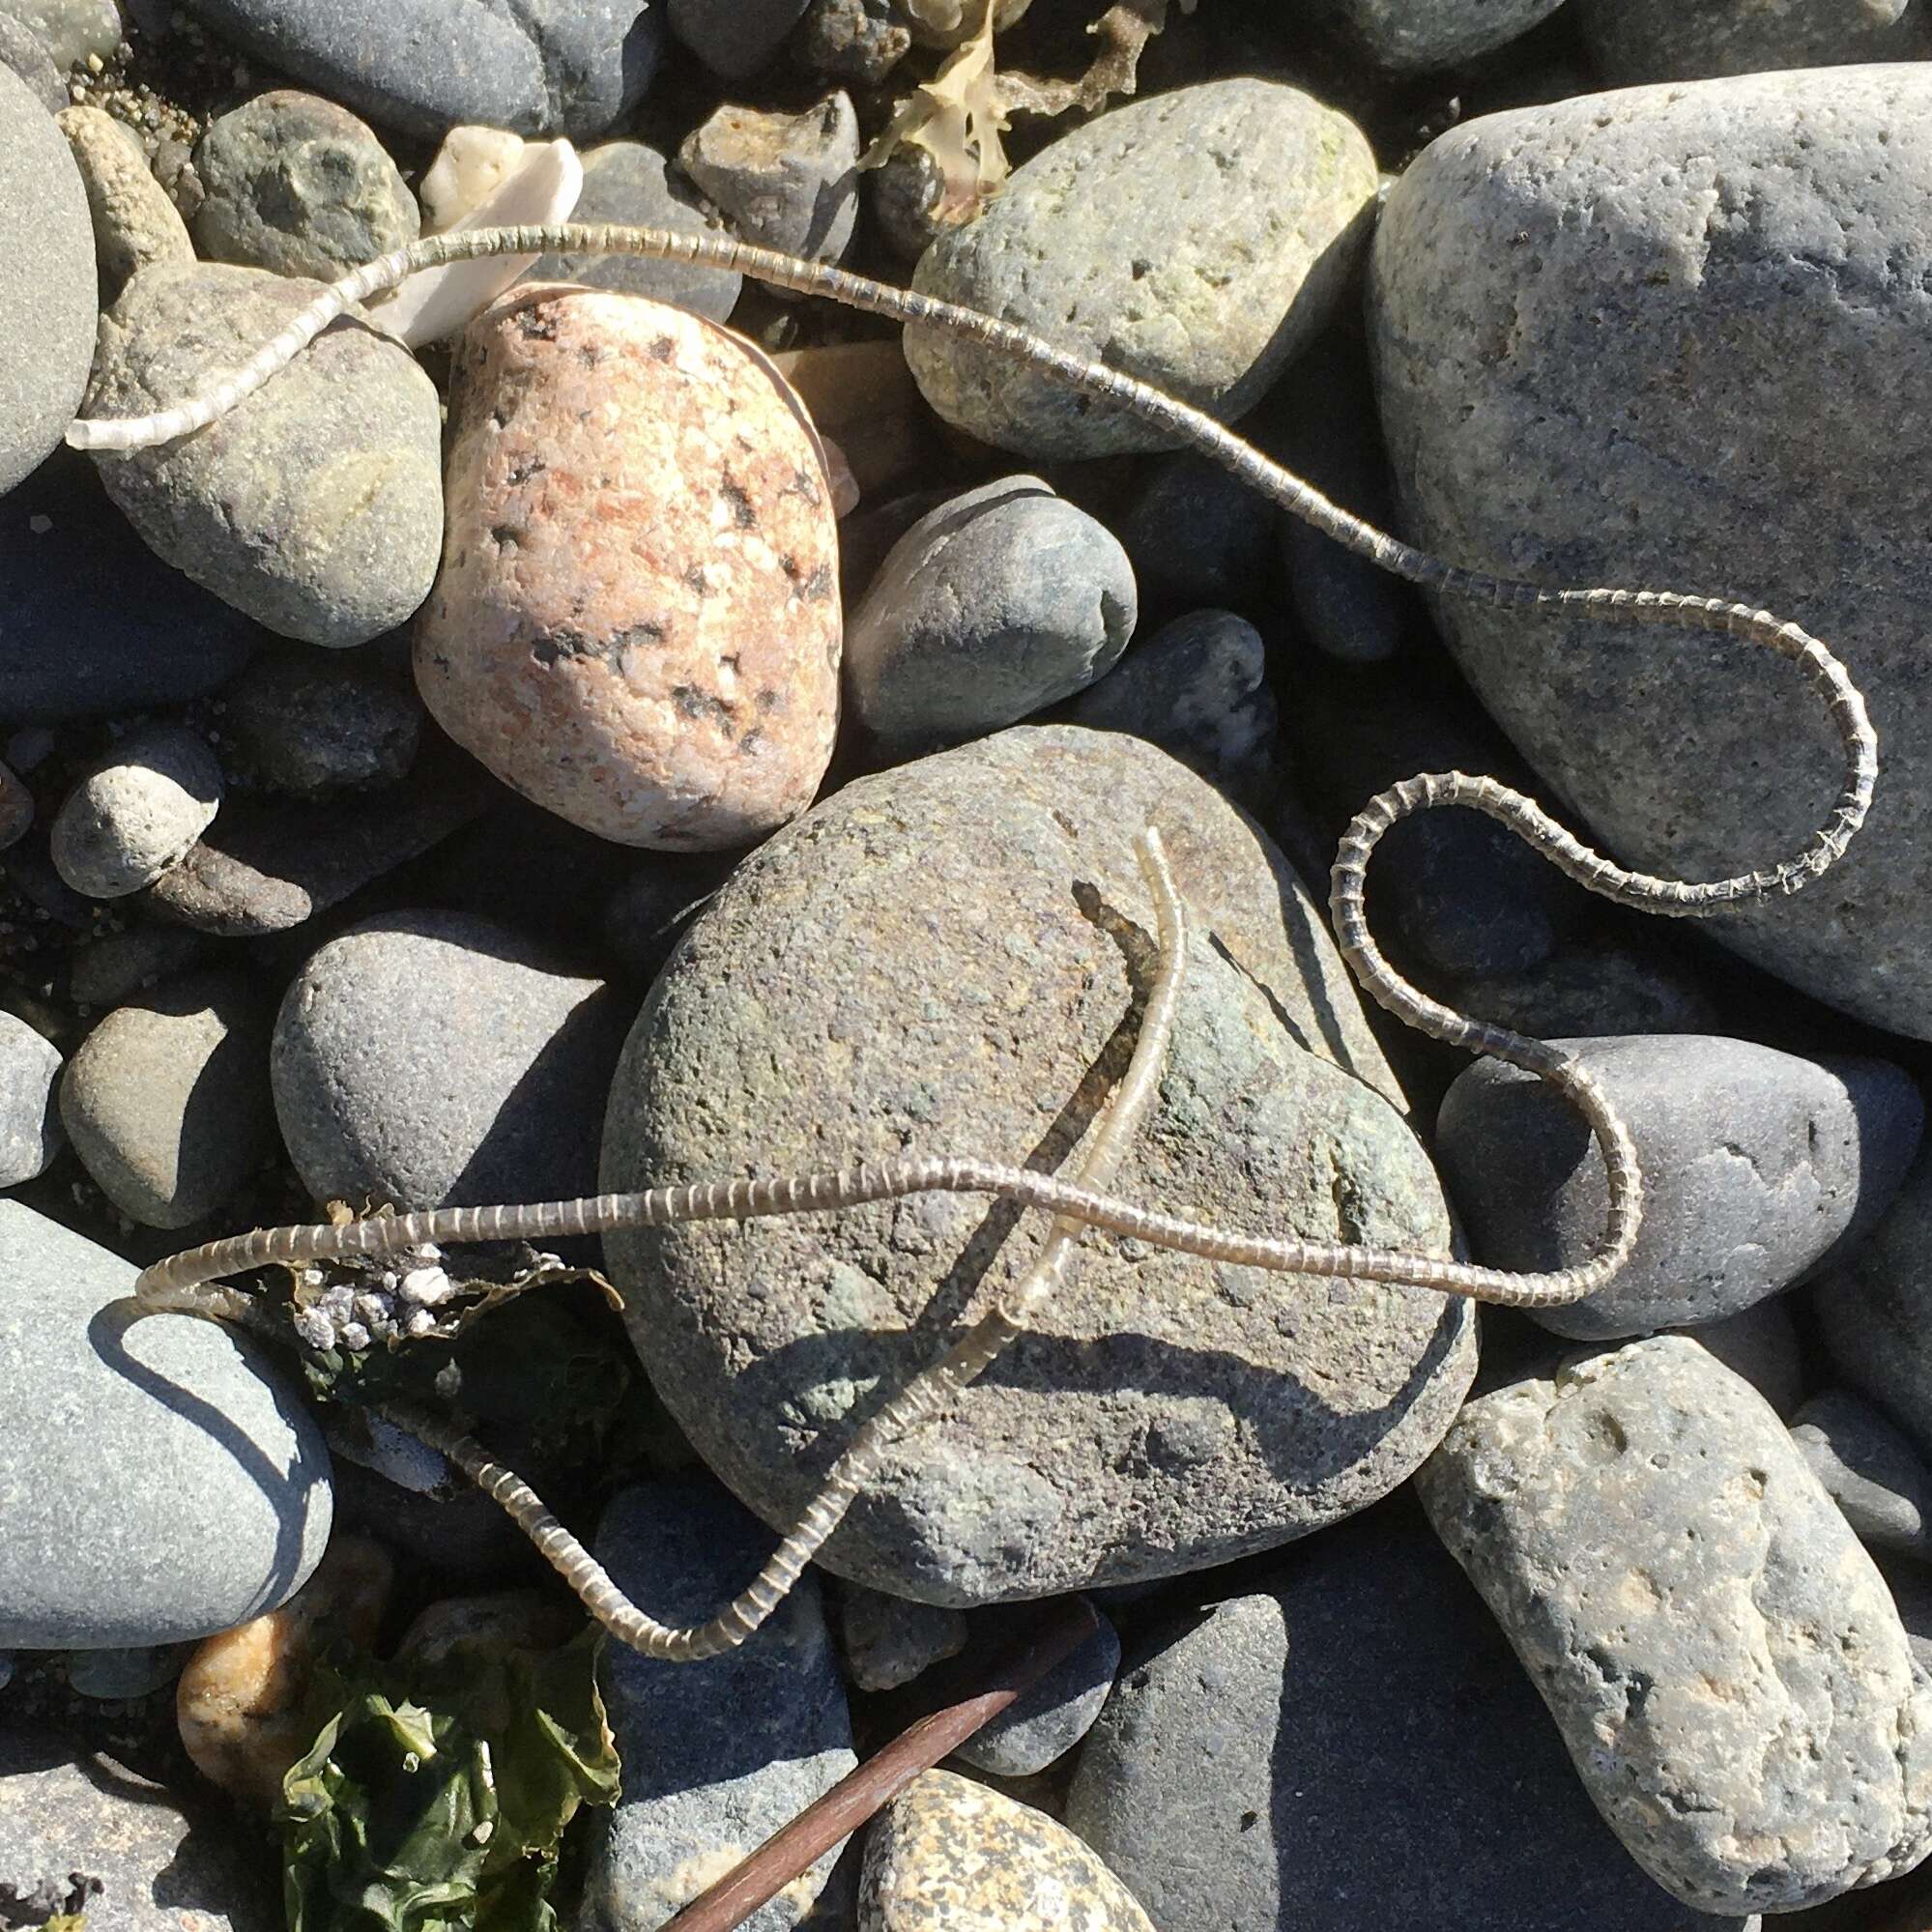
<box><xmin>176</xmin><ymin>1534</ymin><xmax>392</xmax><ymax>1808</ymax></box>
<box><xmin>417</xmin><ymin>285</ymin><xmax>843</xmax><ymax>850</ymax></box>
<box><xmin>861</xmin><ymin>1770</ymin><xmax>1156</xmax><ymax>1931</ymax></box>
<box><xmin>395</xmin><ymin>1587</ymin><xmax>583</xmax><ymax>1664</ymax></box>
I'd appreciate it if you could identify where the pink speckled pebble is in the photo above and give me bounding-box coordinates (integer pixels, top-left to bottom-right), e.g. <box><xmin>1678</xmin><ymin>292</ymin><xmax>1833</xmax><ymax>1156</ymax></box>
<box><xmin>417</xmin><ymin>284</ymin><xmax>843</xmax><ymax>850</ymax></box>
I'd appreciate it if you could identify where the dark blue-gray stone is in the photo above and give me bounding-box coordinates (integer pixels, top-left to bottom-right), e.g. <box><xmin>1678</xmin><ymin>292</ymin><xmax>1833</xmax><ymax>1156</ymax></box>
<box><xmin>582</xmin><ymin>1482</ymin><xmax>855</xmax><ymax>1931</ymax></box>
<box><xmin>950</xmin><ymin>1602</ymin><xmax>1118</xmax><ymax>1777</ymax></box>
<box><xmin>175</xmin><ymin>0</ymin><xmax>661</xmax><ymax>137</ymax></box>
<box><xmin>1064</xmin><ymin>1501</ymin><xmax>1751</xmax><ymax>1931</ymax></box>
<box><xmin>1437</xmin><ymin>1035</ymin><xmax>1922</xmax><ymax>1340</ymax></box>
<box><xmin>844</xmin><ymin>476</ymin><xmax>1137</xmax><ymax>755</ymax></box>
<box><xmin>0</xmin><ymin>1200</ymin><xmax>332</xmax><ymax>1649</ymax></box>
<box><xmin>0</xmin><ymin>449</ymin><xmax>260</xmax><ymax>722</ymax></box>
<box><xmin>667</xmin><ymin>0</ymin><xmax>808</xmax><ymax>76</ymax></box>
<box><xmin>1793</xmin><ymin>1388</ymin><xmax>1932</xmax><ymax>1559</ymax></box>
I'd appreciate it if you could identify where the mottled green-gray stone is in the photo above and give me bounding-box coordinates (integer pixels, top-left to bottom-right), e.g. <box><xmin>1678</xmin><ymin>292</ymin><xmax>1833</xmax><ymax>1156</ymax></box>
<box><xmin>601</xmin><ymin>727</ymin><xmax>1468</xmax><ymax>1604</ymax></box>
<box><xmin>905</xmin><ymin>79</ymin><xmax>1377</xmax><ymax>459</ymax></box>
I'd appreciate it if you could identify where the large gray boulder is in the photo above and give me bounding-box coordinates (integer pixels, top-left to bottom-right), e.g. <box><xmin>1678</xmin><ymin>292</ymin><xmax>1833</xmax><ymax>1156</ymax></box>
<box><xmin>602</xmin><ymin>727</ymin><xmax>1471</xmax><ymax>1604</ymax></box>
<box><xmin>1369</xmin><ymin>67</ymin><xmax>1932</xmax><ymax>1039</ymax></box>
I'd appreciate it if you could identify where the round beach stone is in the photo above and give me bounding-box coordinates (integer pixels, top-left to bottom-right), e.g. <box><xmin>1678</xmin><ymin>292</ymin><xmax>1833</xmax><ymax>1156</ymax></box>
<box><xmin>0</xmin><ymin>1011</ymin><xmax>59</xmax><ymax>1186</ymax></box>
<box><xmin>0</xmin><ymin>1728</ymin><xmax>279</xmax><ymax>1930</ymax></box>
<box><xmin>60</xmin><ymin>968</ymin><xmax>276</xmax><ymax>1227</ymax></box>
<box><xmin>1324</xmin><ymin>0</ymin><xmax>1567</xmax><ymax>70</ymax></box>
<box><xmin>1793</xmin><ymin>1388</ymin><xmax>1932</xmax><ymax>1560</ymax></box>
<box><xmin>272</xmin><ymin>908</ymin><xmax>629</xmax><ymax>1213</ymax></box>
<box><xmin>678</xmin><ymin>93</ymin><xmax>859</xmax><ymax>269</ymax></box>
<box><xmin>839</xmin><ymin>1585</ymin><xmax>966</xmax><ymax>1692</ymax></box>
<box><xmin>1065</xmin><ymin>1504</ymin><xmax>1755</xmax><ymax>1932</ymax></box>
<box><xmin>1436</xmin><ymin>1036</ymin><xmax>1923</xmax><ymax>1341</ymax></box>
<box><xmin>845</xmin><ymin>476</ymin><xmax>1138</xmax><ymax>755</ymax></box>
<box><xmin>0</xmin><ymin>1199</ymin><xmax>332</xmax><ymax>1649</ymax></box>
<box><xmin>175</xmin><ymin>0</ymin><xmax>661</xmax><ymax>137</ymax></box>
<box><xmin>862</xmin><ymin>1771</ymin><xmax>1154</xmax><ymax>1932</ymax></box>
<box><xmin>905</xmin><ymin>78</ymin><xmax>1377</xmax><ymax>460</ymax></box>
<box><xmin>1116</xmin><ymin>449</ymin><xmax>1280</xmax><ymax>618</ymax></box>
<box><xmin>191</xmin><ymin>89</ymin><xmax>418</xmax><ymax>281</ymax></box>
<box><xmin>1369</xmin><ymin>67</ymin><xmax>1932</xmax><ymax>1040</ymax></box>
<box><xmin>525</xmin><ymin>141</ymin><xmax>741</xmax><ymax>319</ymax></box>
<box><xmin>1418</xmin><ymin>1336</ymin><xmax>1932</xmax><ymax>1917</ymax></box>
<box><xmin>87</xmin><ymin>260</ymin><xmax>443</xmax><ymax>648</ymax></box>
<box><xmin>796</xmin><ymin>0</ymin><xmax>910</xmax><ymax>84</ymax></box>
<box><xmin>0</xmin><ymin>10</ymin><xmax>63</xmax><ymax>111</ymax></box>
<box><xmin>1575</xmin><ymin>0</ymin><xmax>1929</xmax><ymax>83</ymax></box>
<box><xmin>49</xmin><ymin>721</ymin><xmax>222</xmax><ymax>898</ymax></box>
<box><xmin>418</xmin><ymin>285</ymin><xmax>841</xmax><ymax>849</ymax></box>
<box><xmin>58</xmin><ymin>103</ymin><xmax>194</xmax><ymax>302</ymax></box>
<box><xmin>583</xmin><ymin>1481</ymin><xmax>854</xmax><ymax>1931</ymax></box>
<box><xmin>0</xmin><ymin>61</ymin><xmax>95</xmax><ymax>496</ymax></box>
<box><xmin>601</xmin><ymin>726</ymin><xmax>1465</xmax><ymax>1604</ymax></box>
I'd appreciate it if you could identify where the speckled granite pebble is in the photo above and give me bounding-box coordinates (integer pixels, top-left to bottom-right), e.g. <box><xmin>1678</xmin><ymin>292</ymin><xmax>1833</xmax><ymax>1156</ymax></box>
<box><xmin>0</xmin><ymin>61</ymin><xmax>95</xmax><ymax>496</ymax></box>
<box><xmin>0</xmin><ymin>1012</ymin><xmax>60</xmax><ymax>1186</ymax></box>
<box><xmin>1437</xmin><ymin>1036</ymin><xmax>1921</xmax><ymax>1340</ymax></box>
<box><xmin>419</xmin><ymin>286</ymin><xmax>840</xmax><ymax>849</ymax></box>
<box><xmin>87</xmin><ymin>261</ymin><xmax>443</xmax><ymax>648</ymax></box>
<box><xmin>862</xmin><ymin>1771</ymin><xmax>1153</xmax><ymax>1932</ymax></box>
<box><xmin>273</xmin><ymin>908</ymin><xmax>629</xmax><ymax>1212</ymax></box>
<box><xmin>0</xmin><ymin>1199</ymin><xmax>332</xmax><ymax>1649</ymax></box>
<box><xmin>50</xmin><ymin>722</ymin><xmax>222</xmax><ymax>899</ymax></box>
<box><xmin>58</xmin><ymin>104</ymin><xmax>194</xmax><ymax>302</ymax></box>
<box><xmin>906</xmin><ymin>80</ymin><xmax>1376</xmax><ymax>459</ymax></box>
<box><xmin>1418</xmin><ymin>1336</ymin><xmax>1932</xmax><ymax>1916</ymax></box>
<box><xmin>192</xmin><ymin>89</ymin><xmax>418</xmax><ymax>281</ymax></box>
<box><xmin>583</xmin><ymin>1482</ymin><xmax>855</xmax><ymax>1932</ymax></box>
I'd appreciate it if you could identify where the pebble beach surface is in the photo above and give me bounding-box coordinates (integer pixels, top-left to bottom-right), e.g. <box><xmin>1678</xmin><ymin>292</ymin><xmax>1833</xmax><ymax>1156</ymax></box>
<box><xmin>4</xmin><ymin>7</ymin><xmax>1932</xmax><ymax>1931</ymax></box>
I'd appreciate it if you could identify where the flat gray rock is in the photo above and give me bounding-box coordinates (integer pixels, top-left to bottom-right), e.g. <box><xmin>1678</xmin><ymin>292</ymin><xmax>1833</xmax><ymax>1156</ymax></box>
<box><xmin>527</xmin><ymin>139</ymin><xmax>740</xmax><ymax>319</ymax></box>
<box><xmin>0</xmin><ymin>1199</ymin><xmax>332</xmax><ymax>1649</ymax></box>
<box><xmin>1436</xmin><ymin>1035</ymin><xmax>1922</xmax><ymax>1340</ymax></box>
<box><xmin>0</xmin><ymin>1728</ymin><xmax>278</xmax><ymax>1929</ymax></box>
<box><xmin>1322</xmin><ymin>0</ymin><xmax>1567</xmax><ymax>70</ymax></box>
<box><xmin>582</xmin><ymin>1482</ymin><xmax>854</xmax><ymax>1931</ymax></box>
<box><xmin>679</xmin><ymin>93</ymin><xmax>858</xmax><ymax>269</ymax></box>
<box><xmin>192</xmin><ymin>88</ymin><xmax>418</xmax><ymax>280</ymax></box>
<box><xmin>0</xmin><ymin>1010</ymin><xmax>60</xmax><ymax>1186</ymax></box>
<box><xmin>1575</xmin><ymin>0</ymin><xmax>1929</xmax><ymax>83</ymax></box>
<box><xmin>1815</xmin><ymin>1157</ymin><xmax>1932</xmax><ymax>1458</ymax></box>
<box><xmin>906</xmin><ymin>79</ymin><xmax>1377</xmax><ymax>459</ymax></box>
<box><xmin>1794</xmin><ymin>1388</ymin><xmax>1932</xmax><ymax>1559</ymax></box>
<box><xmin>1369</xmin><ymin>68</ymin><xmax>1932</xmax><ymax>1040</ymax></box>
<box><xmin>50</xmin><ymin>720</ymin><xmax>222</xmax><ymax>899</ymax></box>
<box><xmin>88</xmin><ymin>261</ymin><xmax>443</xmax><ymax>648</ymax></box>
<box><xmin>61</xmin><ymin>968</ymin><xmax>276</xmax><ymax>1228</ymax></box>
<box><xmin>175</xmin><ymin>0</ymin><xmax>661</xmax><ymax>137</ymax></box>
<box><xmin>0</xmin><ymin>61</ymin><xmax>95</xmax><ymax>496</ymax></box>
<box><xmin>1418</xmin><ymin>1335</ymin><xmax>1932</xmax><ymax>1916</ymax></box>
<box><xmin>1065</xmin><ymin>1504</ymin><xmax>1755</xmax><ymax>1931</ymax></box>
<box><xmin>273</xmin><ymin>908</ymin><xmax>630</xmax><ymax>1212</ymax></box>
<box><xmin>601</xmin><ymin>727</ymin><xmax>1468</xmax><ymax>1603</ymax></box>
<box><xmin>846</xmin><ymin>476</ymin><xmax>1138</xmax><ymax>755</ymax></box>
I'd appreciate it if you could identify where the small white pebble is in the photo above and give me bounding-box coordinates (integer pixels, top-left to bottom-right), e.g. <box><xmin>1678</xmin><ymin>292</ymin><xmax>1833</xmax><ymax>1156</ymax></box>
<box><xmin>336</xmin><ymin>1321</ymin><xmax>371</xmax><ymax>1352</ymax></box>
<box><xmin>292</xmin><ymin>1308</ymin><xmax>336</xmax><ymax>1351</ymax></box>
<box><xmin>399</xmin><ymin>1265</ymin><xmax>454</xmax><ymax>1307</ymax></box>
<box><xmin>403</xmin><ymin>1308</ymin><xmax>437</xmax><ymax>1338</ymax></box>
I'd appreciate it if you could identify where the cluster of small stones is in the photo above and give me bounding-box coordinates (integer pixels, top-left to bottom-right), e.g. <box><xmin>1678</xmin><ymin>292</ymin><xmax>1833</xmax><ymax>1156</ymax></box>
<box><xmin>7</xmin><ymin>4</ymin><xmax>1932</xmax><ymax>1932</ymax></box>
